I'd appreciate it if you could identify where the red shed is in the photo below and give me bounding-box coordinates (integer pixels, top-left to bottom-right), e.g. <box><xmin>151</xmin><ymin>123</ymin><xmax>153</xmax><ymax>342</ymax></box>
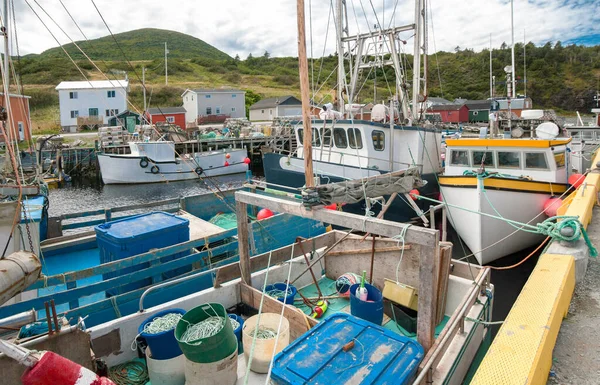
<box><xmin>145</xmin><ymin>107</ymin><xmax>187</xmax><ymax>128</ymax></box>
<box><xmin>427</xmin><ymin>104</ymin><xmax>469</xmax><ymax>123</ymax></box>
<box><xmin>0</xmin><ymin>92</ymin><xmax>32</xmax><ymax>142</ymax></box>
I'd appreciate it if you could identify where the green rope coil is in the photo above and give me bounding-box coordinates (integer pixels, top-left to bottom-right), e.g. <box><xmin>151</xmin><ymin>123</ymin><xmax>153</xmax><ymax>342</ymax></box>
<box><xmin>247</xmin><ymin>326</ymin><xmax>278</xmax><ymax>339</ymax></box>
<box><xmin>266</xmin><ymin>288</ymin><xmax>293</xmax><ymax>299</ymax></box>
<box><xmin>538</xmin><ymin>216</ymin><xmax>598</xmax><ymax>257</ymax></box>
<box><xmin>108</xmin><ymin>361</ymin><xmax>149</xmax><ymax>385</ymax></box>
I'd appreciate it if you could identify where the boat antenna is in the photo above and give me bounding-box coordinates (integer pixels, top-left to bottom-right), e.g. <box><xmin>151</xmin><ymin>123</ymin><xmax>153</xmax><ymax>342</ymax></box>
<box><xmin>523</xmin><ymin>28</ymin><xmax>527</xmax><ymax>98</ymax></box>
<box><xmin>489</xmin><ymin>34</ymin><xmax>493</xmax><ymax>99</ymax></box>
<box><xmin>297</xmin><ymin>0</ymin><xmax>314</xmax><ymax>187</ymax></box>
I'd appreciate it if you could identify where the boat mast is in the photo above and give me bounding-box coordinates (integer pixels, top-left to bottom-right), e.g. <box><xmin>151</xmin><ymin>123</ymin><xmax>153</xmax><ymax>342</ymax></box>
<box><xmin>510</xmin><ymin>0</ymin><xmax>516</xmax><ymax>98</ymax></box>
<box><xmin>523</xmin><ymin>29</ymin><xmax>527</xmax><ymax>97</ymax></box>
<box><xmin>411</xmin><ymin>0</ymin><xmax>423</xmax><ymax>121</ymax></box>
<box><xmin>335</xmin><ymin>0</ymin><xmax>345</xmax><ymax>114</ymax></box>
<box><xmin>489</xmin><ymin>34</ymin><xmax>493</xmax><ymax>99</ymax></box>
<box><xmin>297</xmin><ymin>0</ymin><xmax>314</xmax><ymax>187</ymax></box>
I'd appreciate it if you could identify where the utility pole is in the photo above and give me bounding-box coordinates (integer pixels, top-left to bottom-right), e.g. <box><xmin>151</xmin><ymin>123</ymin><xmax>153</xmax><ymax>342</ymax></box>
<box><xmin>164</xmin><ymin>42</ymin><xmax>168</xmax><ymax>85</ymax></box>
<box><xmin>523</xmin><ymin>29</ymin><xmax>527</xmax><ymax>97</ymax></box>
<box><xmin>297</xmin><ymin>0</ymin><xmax>314</xmax><ymax>187</ymax></box>
<box><xmin>142</xmin><ymin>67</ymin><xmax>147</xmax><ymax>120</ymax></box>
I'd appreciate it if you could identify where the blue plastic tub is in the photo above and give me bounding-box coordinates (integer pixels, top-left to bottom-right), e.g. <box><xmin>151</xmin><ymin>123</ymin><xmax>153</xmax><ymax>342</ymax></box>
<box><xmin>271</xmin><ymin>313</ymin><xmax>424</xmax><ymax>385</ymax></box>
<box><xmin>228</xmin><ymin>313</ymin><xmax>244</xmax><ymax>353</ymax></box>
<box><xmin>95</xmin><ymin>211</ymin><xmax>190</xmax><ymax>295</ymax></box>
<box><xmin>139</xmin><ymin>308</ymin><xmax>186</xmax><ymax>360</ymax></box>
<box><xmin>349</xmin><ymin>283</ymin><xmax>384</xmax><ymax>325</ymax></box>
<box><xmin>265</xmin><ymin>283</ymin><xmax>297</xmax><ymax>305</ymax></box>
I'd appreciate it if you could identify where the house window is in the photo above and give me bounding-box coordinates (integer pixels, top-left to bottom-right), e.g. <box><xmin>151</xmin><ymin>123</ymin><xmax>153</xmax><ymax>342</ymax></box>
<box><xmin>216</xmin><ymin>107</ymin><xmax>221</xmax><ymax>114</ymax></box>
<box><xmin>472</xmin><ymin>151</ymin><xmax>494</xmax><ymax>167</ymax></box>
<box><xmin>191</xmin><ymin>95</ymin><xmax>194</xmax><ymax>101</ymax></box>
<box><xmin>166</xmin><ymin>116</ymin><xmax>175</xmax><ymax>123</ymax></box>
<box><xmin>450</xmin><ymin>150</ymin><xmax>469</xmax><ymax>166</ymax></box>
<box><xmin>261</xmin><ymin>109</ymin><xmax>265</xmax><ymax>113</ymax></box>
<box><xmin>186</xmin><ymin>97</ymin><xmax>188</xmax><ymax>101</ymax></box>
<box><xmin>107</xmin><ymin>90</ymin><xmax>116</xmax><ymax>98</ymax></box>
<box><xmin>319</xmin><ymin>128</ymin><xmax>332</xmax><ymax>147</ymax></box>
<box><xmin>69</xmin><ymin>91</ymin><xmax>78</xmax><ymax>99</ymax></box>
<box><xmin>333</xmin><ymin>128</ymin><xmax>347</xmax><ymax>148</ymax></box>
<box><xmin>232</xmin><ymin>94</ymin><xmax>237</xmax><ymax>98</ymax></box>
<box><xmin>206</xmin><ymin>107</ymin><xmax>212</xmax><ymax>115</ymax></box>
<box><xmin>269</xmin><ymin>109</ymin><xmax>273</xmax><ymax>115</ymax></box>
<box><xmin>114</xmin><ymin>109</ymin><xmax>119</xmax><ymax>115</ymax></box>
<box><xmin>105</xmin><ymin>109</ymin><xmax>110</xmax><ymax>117</ymax></box>
<box><xmin>348</xmin><ymin>128</ymin><xmax>363</xmax><ymax>149</ymax></box>
<box><xmin>205</xmin><ymin>94</ymin><xmax>211</xmax><ymax>99</ymax></box>
<box><xmin>105</xmin><ymin>109</ymin><xmax>118</xmax><ymax>117</ymax></box>
<box><xmin>232</xmin><ymin>107</ymin><xmax>236</xmax><ymax>112</ymax></box>
<box><xmin>371</xmin><ymin>130</ymin><xmax>385</xmax><ymax>151</ymax></box>
<box><xmin>525</xmin><ymin>153</ymin><xmax>548</xmax><ymax>169</ymax></box>
<box><xmin>498</xmin><ymin>151</ymin><xmax>521</xmax><ymax>169</ymax></box>
<box><xmin>89</xmin><ymin>108</ymin><xmax>99</xmax><ymax>116</ymax></box>
<box><xmin>70</xmin><ymin>110</ymin><xmax>79</xmax><ymax>118</ymax></box>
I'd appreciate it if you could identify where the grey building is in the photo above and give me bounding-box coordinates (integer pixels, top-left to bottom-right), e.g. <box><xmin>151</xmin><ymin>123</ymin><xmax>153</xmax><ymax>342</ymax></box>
<box><xmin>182</xmin><ymin>88</ymin><xmax>246</xmax><ymax>124</ymax></box>
<box><xmin>249</xmin><ymin>95</ymin><xmax>302</xmax><ymax>121</ymax></box>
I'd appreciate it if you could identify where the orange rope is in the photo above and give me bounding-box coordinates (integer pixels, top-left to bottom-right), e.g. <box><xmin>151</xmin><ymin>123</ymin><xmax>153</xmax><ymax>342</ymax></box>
<box><xmin>485</xmin><ymin>236</ymin><xmax>550</xmax><ymax>271</ymax></box>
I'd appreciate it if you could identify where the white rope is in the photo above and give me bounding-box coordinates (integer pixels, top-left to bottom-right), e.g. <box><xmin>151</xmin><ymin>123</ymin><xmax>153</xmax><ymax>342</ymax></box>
<box><xmin>393</xmin><ymin>224</ymin><xmax>410</xmax><ymax>283</ymax></box>
<box><xmin>264</xmin><ymin>243</ymin><xmax>296</xmax><ymax>384</ymax></box>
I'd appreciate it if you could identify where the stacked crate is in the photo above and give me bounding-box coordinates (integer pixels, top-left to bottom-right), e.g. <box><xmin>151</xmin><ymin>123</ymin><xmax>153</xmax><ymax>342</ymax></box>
<box><xmin>98</xmin><ymin>126</ymin><xmax>125</xmax><ymax>148</ymax></box>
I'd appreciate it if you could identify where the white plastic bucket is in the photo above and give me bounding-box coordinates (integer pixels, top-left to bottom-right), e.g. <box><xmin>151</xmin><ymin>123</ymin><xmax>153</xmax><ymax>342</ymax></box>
<box><xmin>145</xmin><ymin>349</ymin><xmax>185</xmax><ymax>385</ymax></box>
<box><xmin>184</xmin><ymin>347</ymin><xmax>238</xmax><ymax>385</ymax></box>
<box><xmin>242</xmin><ymin>313</ymin><xmax>290</xmax><ymax>374</ymax></box>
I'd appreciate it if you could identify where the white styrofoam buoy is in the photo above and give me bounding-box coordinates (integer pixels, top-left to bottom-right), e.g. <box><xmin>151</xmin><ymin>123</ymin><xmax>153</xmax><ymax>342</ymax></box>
<box><xmin>146</xmin><ymin>349</ymin><xmax>185</xmax><ymax>385</ymax></box>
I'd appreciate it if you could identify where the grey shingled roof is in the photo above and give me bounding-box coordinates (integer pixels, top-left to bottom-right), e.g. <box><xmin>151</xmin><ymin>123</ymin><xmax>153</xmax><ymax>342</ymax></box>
<box><xmin>190</xmin><ymin>88</ymin><xmax>244</xmax><ymax>93</ymax></box>
<box><xmin>428</xmin><ymin>103</ymin><xmax>465</xmax><ymax>112</ymax></box>
<box><xmin>463</xmin><ymin>100</ymin><xmax>492</xmax><ymax>110</ymax></box>
<box><xmin>147</xmin><ymin>107</ymin><xmax>186</xmax><ymax>114</ymax></box>
<box><xmin>250</xmin><ymin>95</ymin><xmax>301</xmax><ymax>109</ymax></box>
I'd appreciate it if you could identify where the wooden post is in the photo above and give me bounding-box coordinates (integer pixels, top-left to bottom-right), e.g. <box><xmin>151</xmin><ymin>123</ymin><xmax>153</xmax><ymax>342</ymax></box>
<box><xmin>236</xmin><ymin>200</ymin><xmax>252</xmax><ymax>285</ymax></box>
<box><xmin>441</xmin><ymin>207</ymin><xmax>447</xmax><ymax>242</ymax></box>
<box><xmin>297</xmin><ymin>0</ymin><xmax>314</xmax><ymax>187</ymax></box>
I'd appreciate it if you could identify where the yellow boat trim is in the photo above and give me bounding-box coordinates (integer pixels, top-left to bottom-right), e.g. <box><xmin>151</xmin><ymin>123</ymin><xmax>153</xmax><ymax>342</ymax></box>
<box><xmin>444</xmin><ymin>138</ymin><xmax>571</xmax><ymax>148</ymax></box>
<box><xmin>438</xmin><ymin>175</ymin><xmax>569</xmax><ymax>194</ymax></box>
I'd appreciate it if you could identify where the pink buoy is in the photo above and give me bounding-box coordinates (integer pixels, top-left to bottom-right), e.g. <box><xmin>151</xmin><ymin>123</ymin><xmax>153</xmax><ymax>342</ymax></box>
<box><xmin>543</xmin><ymin>197</ymin><xmax>563</xmax><ymax>217</ymax></box>
<box><xmin>243</xmin><ymin>157</ymin><xmax>251</xmax><ymax>164</ymax></box>
<box><xmin>225</xmin><ymin>153</ymin><xmax>231</xmax><ymax>159</ymax></box>
<box><xmin>257</xmin><ymin>208</ymin><xmax>274</xmax><ymax>220</ymax></box>
<box><xmin>568</xmin><ymin>173</ymin><xmax>585</xmax><ymax>188</ymax></box>
<box><xmin>224</xmin><ymin>161</ymin><xmax>230</xmax><ymax>167</ymax></box>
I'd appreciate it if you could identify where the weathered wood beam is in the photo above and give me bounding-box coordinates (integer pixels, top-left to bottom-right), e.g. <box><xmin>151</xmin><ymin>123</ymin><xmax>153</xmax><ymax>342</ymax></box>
<box><xmin>236</xmin><ymin>199</ymin><xmax>251</xmax><ymax>285</ymax></box>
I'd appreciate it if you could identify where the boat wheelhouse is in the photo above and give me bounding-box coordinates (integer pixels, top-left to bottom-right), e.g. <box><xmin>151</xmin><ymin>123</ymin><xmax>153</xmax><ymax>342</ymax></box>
<box><xmin>439</xmin><ymin>138</ymin><xmax>571</xmax><ymax>264</ymax></box>
<box><xmin>565</xmin><ymin>108</ymin><xmax>600</xmax><ymax>173</ymax></box>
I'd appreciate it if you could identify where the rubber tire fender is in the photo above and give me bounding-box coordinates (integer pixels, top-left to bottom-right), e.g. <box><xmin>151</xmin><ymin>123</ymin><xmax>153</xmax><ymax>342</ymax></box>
<box><xmin>150</xmin><ymin>165</ymin><xmax>160</xmax><ymax>174</ymax></box>
<box><xmin>195</xmin><ymin>166</ymin><xmax>203</xmax><ymax>175</ymax></box>
<box><xmin>139</xmin><ymin>158</ymin><xmax>149</xmax><ymax>168</ymax></box>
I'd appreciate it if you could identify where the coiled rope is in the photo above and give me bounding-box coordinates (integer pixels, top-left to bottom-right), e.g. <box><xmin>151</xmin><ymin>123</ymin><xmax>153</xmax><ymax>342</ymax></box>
<box><xmin>229</xmin><ymin>317</ymin><xmax>240</xmax><ymax>331</ymax></box>
<box><xmin>247</xmin><ymin>327</ymin><xmax>278</xmax><ymax>339</ymax></box>
<box><xmin>142</xmin><ymin>313</ymin><xmax>182</xmax><ymax>335</ymax></box>
<box><xmin>108</xmin><ymin>361</ymin><xmax>148</xmax><ymax>385</ymax></box>
<box><xmin>266</xmin><ymin>288</ymin><xmax>293</xmax><ymax>299</ymax></box>
<box><xmin>179</xmin><ymin>316</ymin><xmax>226</xmax><ymax>345</ymax></box>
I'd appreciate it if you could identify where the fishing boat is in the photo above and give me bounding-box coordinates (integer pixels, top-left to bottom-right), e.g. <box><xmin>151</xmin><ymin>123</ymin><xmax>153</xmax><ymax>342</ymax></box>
<box><xmin>263</xmin><ymin>0</ymin><xmax>442</xmax><ymax>223</ymax></box>
<box><xmin>97</xmin><ymin>141</ymin><xmax>249</xmax><ymax>184</ymax></box>
<box><xmin>565</xmin><ymin>107</ymin><xmax>600</xmax><ymax>174</ymax></box>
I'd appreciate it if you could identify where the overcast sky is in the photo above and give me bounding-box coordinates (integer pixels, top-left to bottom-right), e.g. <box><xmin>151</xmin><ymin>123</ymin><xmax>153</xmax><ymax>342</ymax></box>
<box><xmin>10</xmin><ymin>0</ymin><xmax>600</xmax><ymax>59</ymax></box>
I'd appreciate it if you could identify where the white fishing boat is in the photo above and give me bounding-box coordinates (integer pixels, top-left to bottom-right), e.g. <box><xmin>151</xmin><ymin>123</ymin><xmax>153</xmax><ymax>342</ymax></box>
<box><xmin>97</xmin><ymin>141</ymin><xmax>249</xmax><ymax>184</ymax></box>
<box><xmin>439</xmin><ymin>137</ymin><xmax>571</xmax><ymax>264</ymax></box>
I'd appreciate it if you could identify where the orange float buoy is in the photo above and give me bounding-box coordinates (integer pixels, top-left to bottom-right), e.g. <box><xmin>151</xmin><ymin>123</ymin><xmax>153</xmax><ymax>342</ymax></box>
<box><xmin>243</xmin><ymin>157</ymin><xmax>251</xmax><ymax>164</ymax></box>
<box><xmin>324</xmin><ymin>203</ymin><xmax>337</xmax><ymax>210</ymax></box>
<box><xmin>257</xmin><ymin>208</ymin><xmax>274</xmax><ymax>220</ymax></box>
<box><xmin>409</xmin><ymin>189</ymin><xmax>420</xmax><ymax>200</ymax></box>
<box><xmin>543</xmin><ymin>197</ymin><xmax>563</xmax><ymax>217</ymax></box>
<box><xmin>568</xmin><ymin>173</ymin><xmax>585</xmax><ymax>188</ymax></box>
<box><xmin>225</xmin><ymin>153</ymin><xmax>231</xmax><ymax>159</ymax></box>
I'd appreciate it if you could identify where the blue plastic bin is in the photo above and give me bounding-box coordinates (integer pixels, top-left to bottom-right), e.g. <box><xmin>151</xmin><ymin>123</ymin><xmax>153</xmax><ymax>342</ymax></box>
<box><xmin>139</xmin><ymin>308</ymin><xmax>186</xmax><ymax>360</ymax></box>
<box><xmin>271</xmin><ymin>313</ymin><xmax>424</xmax><ymax>385</ymax></box>
<box><xmin>95</xmin><ymin>212</ymin><xmax>190</xmax><ymax>296</ymax></box>
<box><xmin>228</xmin><ymin>313</ymin><xmax>244</xmax><ymax>353</ymax></box>
<box><xmin>264</xmin><ymin>283</ymin><xmax>297</xmax><ymax>305</ymax></box>
<box><xmin>349</xmin><ymin>283</ymin><xmax>384</xmax><ymax>325</ymax></box>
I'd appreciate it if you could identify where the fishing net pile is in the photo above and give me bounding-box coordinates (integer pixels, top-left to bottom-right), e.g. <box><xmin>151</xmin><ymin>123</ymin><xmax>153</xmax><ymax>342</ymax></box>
<box><xmin>303</xmin><ymin>168</ymin><xmax>424</xmax><ymax>207</ymax></box>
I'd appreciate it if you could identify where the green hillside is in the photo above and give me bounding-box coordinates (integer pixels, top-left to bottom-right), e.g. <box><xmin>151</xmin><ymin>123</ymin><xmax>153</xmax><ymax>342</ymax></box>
<box><xmin>31</xmin><ymin>28</ymin><xmax>231</xmax><ymax>61</ymax></box>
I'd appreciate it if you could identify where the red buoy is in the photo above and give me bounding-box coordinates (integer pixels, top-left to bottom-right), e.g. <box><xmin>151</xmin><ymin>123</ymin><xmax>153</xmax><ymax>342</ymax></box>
<box><xmin>324</xmin><ymin>203</ymin><xmax>337</xmax><ymax>210</ymax></box>
<box><xmin>224</xmin><ymin>161</ymin><xmax>230</xmax><ymax>167</ymax></box>
<box><xmin>568</xmin><ymin>173</ymin><xmax>585</xmax><ymax>188</ymax></box>
<box><xmin>243</xmin><ymin>157</ymin><xmax>251</xmax><ymax>165</ymax></box>
<box><xmin>22</xmin><ymin>352</ymin><xmax>115</xmax><ymax>385</ymax></box>
<box><xmin>257</xmin><ymin>208</ymin><xmax>274</xmax><ymax>220</ymax></box>
<box><xmin>225</xmin><ymin>153</ymin><xmax>231</xmax><ymax>159</ymax></box>
<box><xmin>543</xmin><ymin>197</ymin><xmax>563</xmax><ymax>217</ymax></box>
<box><xmin>409</xmin><ymin>189</ymin><xmax>420</xmax><ymax>201</ymax></box>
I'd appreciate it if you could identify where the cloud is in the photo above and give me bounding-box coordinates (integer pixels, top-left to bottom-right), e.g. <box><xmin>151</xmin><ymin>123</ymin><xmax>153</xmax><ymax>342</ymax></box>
<box><xmin>9</xmin><ymin>0</ymin><xmax>600</xmax><ymax>59</ymax></box>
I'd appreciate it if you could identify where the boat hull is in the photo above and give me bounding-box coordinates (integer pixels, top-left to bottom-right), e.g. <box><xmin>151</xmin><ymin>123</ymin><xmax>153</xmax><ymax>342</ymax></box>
<box><xmin>98</xmin><ymin>149</ymin><xmax>248</xmax><ymax>184</ymax></box>
<box><xmin>439</xmin><ymin>176</ymin><xmax>569</xmax><ymax>264</ymax></box>
<box><xmin>263</xmin><ymin>152</ymin><xmax>439</xmax><ymax>223</ymax></box>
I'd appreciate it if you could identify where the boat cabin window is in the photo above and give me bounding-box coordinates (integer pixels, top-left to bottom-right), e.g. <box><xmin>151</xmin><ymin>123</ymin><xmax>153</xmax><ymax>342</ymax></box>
<box><xmin>372</xmin><ymin>130</ymin><xmax>385</xmax><ymax>151</ymax></box>
<box><xmin>570</xmin><ymin>131</ymin><xmax>580</xmax><ymax>139</ymax></box>
<box><xmin>472</xmin><ymin>151</ymin><xmax>494</xmax><ymax>167</ymax></box>
<box><xmin>333</xmin><ymin>128</ymin><xmax>348</xmax><ymax>148</ymax></box>
<box><xmin>450</xmin><ymin>150</ymin><xmax>470</xmax><ymax>166</ymax></box>
<box><xmin>297</xmin><ymin>128</ymin><xmax>321</xmax><ymax>146</ymax></box>
<box><xmin>348</xmin><ymin>128</ymin><xmax>363</xmax><ymax>149</ymax></box>
<box><xmin>582</xmin><ymin>131</ymin><xmax>595</xmax><ymax>140</ymax></box>
<box><xmin>497</xmin><ymin>151</ymin><xmax>521</xmax><ymax>169</ymax></box>
<box><xmin>525</xmin><ymin>152</ymin><xmax>548</xmax><ymax>169</ymax></box>
<box><xmin>319</xmin><ymin>128</ymin><xmax>332</xmax><ymax>147</ymax></box>
<box><xmin>554</xmin><ymin>151</ymin><xmax>566</xmax><ymax>168</ymax></box>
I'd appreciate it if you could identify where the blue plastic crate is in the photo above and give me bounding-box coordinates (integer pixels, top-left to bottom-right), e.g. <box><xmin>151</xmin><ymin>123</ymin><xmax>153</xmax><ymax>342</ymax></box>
<box><xmin>95</xmin><ymin>211</ymin><xmax>190</xmax><ymax>296</ymax></box>
<box><xmin>271</xmin><ymin>313</ymin><xmax>424</xmax><ymax>385</ymax></box>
